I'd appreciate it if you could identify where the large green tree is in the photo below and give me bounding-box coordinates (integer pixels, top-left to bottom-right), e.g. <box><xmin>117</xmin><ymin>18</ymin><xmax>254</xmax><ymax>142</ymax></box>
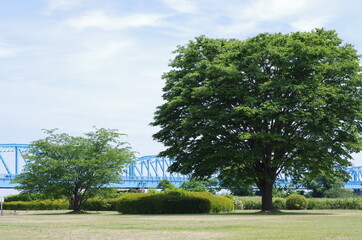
<box><xmin>152</xmin><ymin>29</ymin><xmax>362</xmax><ymax>211</ymax></box>
<box><xmin>15</xmin><ymin>128</ymin><xmax>134</xmax><ymax>211</ymax></box>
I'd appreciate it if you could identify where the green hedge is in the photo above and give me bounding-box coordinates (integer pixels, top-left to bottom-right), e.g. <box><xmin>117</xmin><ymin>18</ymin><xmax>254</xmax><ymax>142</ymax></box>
<box><xmin>116</xmin><ymin>192</ymin><xmax>233</xmax><ymax>214</ymax></box>
<box><xmin>3</xmin><ymin>199</ymin><xmax>69</xmax><ymax>210</ymax></box>
<box><xmin>307</xmin><ymin>198</ymin><xmax>362</xmax><ymax>210</ymax></box>
<box><xmin>8</xmin><ymin>194</ymin><xmax>361</xmax><ymax>212</ymax></box>
<box><xmin>233</xmin><ymin>196</ymin><xmax>362</xmax><ymax>210</ymax></box>
<box><xmin>273</xmin><ymin>198</ymin><xmax>286</xmax><ymax>210</ymax></box>
<box><xmin>243</xmin><ymin>200</ymin><xmax>262</xmax><ymax>210</ymax></box>
<box><xmin>82</xmin><ymin>198</ymin><xmax>120</xmax><ymax>211</ymax></box>
<box><xmin>4</xmin><ymin>198</ymin><xmax>121</xmax><ymax>211</ymax></box>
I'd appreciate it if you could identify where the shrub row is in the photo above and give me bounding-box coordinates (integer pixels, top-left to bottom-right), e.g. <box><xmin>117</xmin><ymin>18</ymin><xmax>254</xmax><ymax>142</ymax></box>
<box><xmin>307</xmin><ymin>198</ymin><xmax>362</xmax><ymax>210</ymax></box>
<box><xmin>3</xmin><ymin>191</ymin><xmax>233</xmax><ymax>213</ymax></box>
<box><xmin>116</xmin><ymin>192</ymin><xmax>233</xmax><ymax>214</ymax></box>
<box><xmin>3</xmin><ymin>199</ymin><xmax>69</xmax><ymax>210</ymax></box>
<box><xmin>9</xmin><ymin>194</ymin><xmax>360</xmax><ymax>211</ymax></box>
<box><xmin>1</xmin><ymin>197</ymin><xmax>127</xmax><ymax>211</ymax></box>
<box><xmin>3</xmin><ymin>198</ymin><xmax>121</xmax><ymax>211</ymax></box>
<box><xmin>82</xmin><ymin>198</ymin><xmax>120</xmax><ymax>211</ymax></box>
<box><xmin>233</xmin><ymin>196</ymin><xmax>362</xmax><ymax>210</ymax></box>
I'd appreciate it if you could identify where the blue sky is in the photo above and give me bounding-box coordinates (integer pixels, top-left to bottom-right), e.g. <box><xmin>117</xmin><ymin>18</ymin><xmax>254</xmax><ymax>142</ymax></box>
<box><xmin>0</xmin><ymin>0</ymin><xmax>361</xmax><ymax>164</ymax></box>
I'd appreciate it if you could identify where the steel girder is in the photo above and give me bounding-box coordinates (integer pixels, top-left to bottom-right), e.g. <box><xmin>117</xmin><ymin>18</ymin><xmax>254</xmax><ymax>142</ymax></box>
<box><xmin>0</xmin><ymin>144</ymin><xmax>31</xmax><ymax>188</ymax></box>
<box><xmin>118</xmin><ymin>155</ymin><xmax>189</xmax><ymax>188</ymax></box>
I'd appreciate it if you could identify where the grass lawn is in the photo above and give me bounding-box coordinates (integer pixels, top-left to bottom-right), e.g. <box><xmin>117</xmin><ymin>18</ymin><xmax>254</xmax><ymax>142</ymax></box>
<box><xmin>1</xmin><ymin>210</ymin><xmax>362</xmax><ymax>239</ymax></box>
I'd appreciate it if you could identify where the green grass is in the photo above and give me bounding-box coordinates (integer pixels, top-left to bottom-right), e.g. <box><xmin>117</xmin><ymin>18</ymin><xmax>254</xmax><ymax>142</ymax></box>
<box><xmin>1</xmin><ymin>210</ymin><xmax>362</xmax><ymax>239</ymax></box>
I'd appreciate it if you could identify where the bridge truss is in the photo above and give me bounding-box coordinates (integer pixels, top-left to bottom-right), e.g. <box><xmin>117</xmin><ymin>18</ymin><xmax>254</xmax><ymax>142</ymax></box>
<box><xmin>0</xmin><ymin>144</ymin><xmax>189</xmax><ymax>188</ymax></box>
<box><xmin>1</xmin><ymin>144</ymin><xmax>362</xmax><ymax>189</ymax></box>
<box><xmin>0</xmin><ymin>144</ymin><xmax>31</xmax><ymax>187</ymax></box>
<box><xmin>116</xmin><ymin>155</ymin><xmax>189</xmax><ymax>188</ymax></box>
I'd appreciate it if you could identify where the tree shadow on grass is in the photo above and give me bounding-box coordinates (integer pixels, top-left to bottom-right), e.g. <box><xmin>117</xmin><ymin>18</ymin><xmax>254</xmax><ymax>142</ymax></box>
<box><xmin>26</xmin><ymin>210</ymin><xmax>101</xmax><ymax>215</ymax></box>
<box><xmin>208</xmin><ymin>210</ymin><xmax>333</xmax><ymax>216</ymax></box>
<box><xmin>110</xmin><ymin>210</ymin><xmax>334</xmax><ymax>217</ymax></box>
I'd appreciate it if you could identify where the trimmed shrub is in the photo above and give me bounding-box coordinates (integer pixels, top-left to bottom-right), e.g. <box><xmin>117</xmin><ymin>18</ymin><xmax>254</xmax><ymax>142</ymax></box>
<box><xmin>187</xmin><ymin>191</ymin><xmax>213</xmax><ymax>198</ymax></box>
<box><xmin>160</xmin><ymin>188</ymin><xmax>188</xmax><ymax>196</ymax></box>
<box><xmin>207</xmin><ymin>195</ymin><xmax>234</xmax><ymax>213</ymax></box>
<box><xmin>273</xmin><ymin>198</ymin><xmax>285</xmax><ymax>210</ymax></box>
<box><xmin>242</xmin><ymin>200</ymin><xmax>262</xmax><ymax>210</ymax></box>
<box><xmin>82</xmin><ymin>198</ymin><xmax>112</xmax><ymax>211</ymax></box>
<box><xmin>188</xmin><ymin>192</ymin><xmax>233</xmax><ymax>212</ymax></box>
<box><xmin>3</xmin><ymin>199</ymin><xmax>69</xmax><ymax>210</ymax></box>
<box><xmin>286</xmin><ymin>194</ymin><xmax>307</xmax><ymax>210</ymax></box>
<box><xmin>116</xmin><ymin>192</ymin><xmax>233</xmax><ymax>214</ymax></box>
<box><xmin>82</xmin><ymin>197</ymin><xmax>122</xmax><ymax>211</ymax></box>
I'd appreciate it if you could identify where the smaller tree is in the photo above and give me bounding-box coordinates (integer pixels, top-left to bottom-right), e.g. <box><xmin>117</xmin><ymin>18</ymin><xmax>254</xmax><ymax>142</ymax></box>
<box><xmin>298</xmin><ymin>170</ymin><xmax>349</xmax><ymax>198</ymax></box>
<box><xmin>14</xmin><ymin>128</ymin><xmax>134</xmax><ymax>212</ymax></box>
<box><xmin>180</xmin><ymin>178</ymin><xmax>218</xmax><ymax>193</ymax></box>
<box><xmin>157</xmin><ymin>179</ymin><xmax>175</xmax><ymax>190</ymax></box>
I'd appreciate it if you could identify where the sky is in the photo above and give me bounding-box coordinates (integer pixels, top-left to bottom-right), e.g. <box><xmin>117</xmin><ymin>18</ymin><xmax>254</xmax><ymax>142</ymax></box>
<box><xmin>0</xmin><ymin>0</ymin><xmax>362</xmax><ymax>164</ymax></box>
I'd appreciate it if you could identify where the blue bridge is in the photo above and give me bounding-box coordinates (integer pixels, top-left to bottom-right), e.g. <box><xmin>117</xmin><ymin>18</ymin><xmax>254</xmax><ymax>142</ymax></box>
<box><xmin>1</xmin><ymin>144</ymin><xmax>362</xmax><ymax>189</ymax></box>
<box><xmin>0</xmin><ymin>144</ymin><xmax>188</xmax><ymax>189</ymax></box>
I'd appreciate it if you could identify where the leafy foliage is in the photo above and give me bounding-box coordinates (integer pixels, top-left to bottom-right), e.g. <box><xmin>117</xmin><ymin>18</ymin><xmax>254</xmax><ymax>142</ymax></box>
<box><xmin>286</xmin><ymin>194</ymin><xmax>307</xmax><ymax>210</ymax></box>
<box><xmin>5</xmin><ymin>193</ymin><xmax>48</xmax><ymax>202</ymax></box>
<box><xmin>298</xmin><ymin>170</ymin><xmax>350</xmax><ymax>197</ymax></box>
<box><xmin>180</xmin><ymin>180</ymin><xmax>207</xmax><ymax>192</ymax></box>
<box><xmin>152</xmin><ymin>29</ymin><xmax>362</xmax><ymax>210</ymax></box>
<box><xmin>157</xmin><ymin>179</ymin><xmax>175</xmax><ymax>190</ymax></box>
<box><xmin>14</xmin><ymin>128</ymin><xmax>134</xmax><ymax>211</ymax></box>
<box><xmin>180</xmin><ymin>178</ymin><xmax>218</xmax><ymax>193</ymax></box>
<box><xmin>323</xmin><ymin>188</ymin><xmax>355</xmax><ymax>198</ymax></box>
<box><xmin>272</xmin><ymin>199</ymin><xmax>286</xmax><ymax>210</ymax></box>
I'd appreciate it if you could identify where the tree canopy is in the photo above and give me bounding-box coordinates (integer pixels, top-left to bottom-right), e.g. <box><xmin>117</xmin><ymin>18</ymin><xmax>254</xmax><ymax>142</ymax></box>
<box><xmin>180</xmin><ymin>178</ymin><xmax>218</xmax><ymax>193</ymax></box>
<box><xmin>157</xmin><ymin>179</ymin><xmax>175</xmax><ymax>189</ymax></box>
<box><xmin>152</xmin><ymin>29</ymin><xmax>362</xmax><ymax>211</ymax></box>
<box><xmin>14</xmin><ymin>128</ymin><xmax>134</xmax><ymax>211</ymax></box>
<box><xmin>298</xmin><ymin>170</ymin><xmax>350</xmax><ymax>198</ymax></box>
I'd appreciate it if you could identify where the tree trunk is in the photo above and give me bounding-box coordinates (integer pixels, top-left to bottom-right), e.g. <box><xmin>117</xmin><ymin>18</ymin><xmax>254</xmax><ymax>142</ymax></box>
<box><xmin>72</xmin><ymin>200</ymin><xmax>81</xmax><ymax>212</ymax></box>
<box><xmin>70</xmin><ymin>193</ymin><xmax>82</xmax><ymax>212</ymax></box>
<box><xmin>258</xmin><ymin>179</ymin><xmax>274</xmax><ymax>211</ymax></box>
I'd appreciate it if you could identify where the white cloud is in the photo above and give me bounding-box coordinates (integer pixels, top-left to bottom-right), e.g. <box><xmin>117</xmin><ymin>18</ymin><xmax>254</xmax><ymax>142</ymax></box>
<box><xmin>162</xmin><ymin>0</ymin><xmax>198</xmax><ymax>13</ymax></box>
<box><xmin>66</xmin><ymin>11</ymin><xmax>167</xmax><ymax>31</ymax></box>
<box><xmin>0</xmin><ymin>46</ymin><xmax>18</xmax><ymax>58</ymax></box>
